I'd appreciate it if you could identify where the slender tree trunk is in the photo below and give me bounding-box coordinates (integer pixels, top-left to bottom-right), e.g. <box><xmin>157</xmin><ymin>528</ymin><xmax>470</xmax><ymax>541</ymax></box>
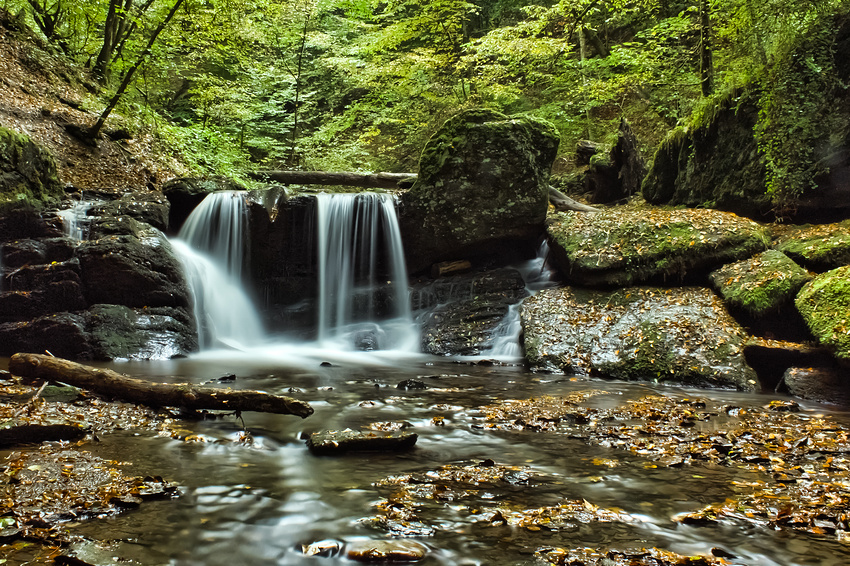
<box><xmin>699</xmin><ymin>0</ymin><xmax>715</xmax><ymax>97</ymax></box>
<box><xmin>289</xmin><ymin>2</ymin><xmax>312</xmax><ymax>165</ymax></box>
<box><xmin>89</xmin><ymin>0</ymin><xmax>185</xmax><ymax>139</ymax></box>
<box><xmin>579</xmin><ymin>25</ymin><xmax>594</xmax><ymax>139</ymax></box>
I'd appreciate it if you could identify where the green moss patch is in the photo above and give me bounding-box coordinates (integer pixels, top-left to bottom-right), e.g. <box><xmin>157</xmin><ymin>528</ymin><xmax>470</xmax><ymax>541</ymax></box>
<box><xmin>546</xmin><ymin>208</ymin><xmax>768</xmax><ymax>287</ymax></box>
<box><xmin>796</xmin><ymin>265</ymin><xmax>850</xmax><ymax>363</ymax></box>
<box><xmin>0</xmin><ymin>126</ymin><xmax>63</xmax><ymax>212</ymax></box>
<box><xmin>775</xmin><ymin>220</ymin><xmax>850</xmax><ymax>272</ymax></box>
<box><xmin>520</xmin><ymin>286</ymin><xmax>758</xmax><ymax>390</ymax></box>
<box><xmin>710</xmin><ymin>250</ymin><xmax>812</xmax><ymax>317</ymax></box>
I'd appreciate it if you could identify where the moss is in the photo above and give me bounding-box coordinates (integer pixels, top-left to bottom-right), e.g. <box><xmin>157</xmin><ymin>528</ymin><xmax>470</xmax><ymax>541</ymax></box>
<box><xmin>0</xmin><ymin>126</ymin><xmax>63</xmax><ymax>213</ymax></box>
<box><xmin>796</xmin><ymin>265</ymin><xmax>850</xmax><ymax>363</ymax></box>
<box><xmin>547</xmin><ymin>207</ymin><xmax>768</xmax><ymax>287</ymax></box>
<box><xmin>775</xmin><ymin>220</ymin><xmax>850</xmax><ymax>272</ymax></box>
<box><xmin>710</xmin><ymin>250</ymin><xmax>813</xmax><ymax>317</ymax></box>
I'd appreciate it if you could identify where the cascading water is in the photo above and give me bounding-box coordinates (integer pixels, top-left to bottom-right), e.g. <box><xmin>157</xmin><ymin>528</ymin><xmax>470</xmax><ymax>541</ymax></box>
<box><xmin>315</xmin><ymin>192</ymin><xmax>417</xmax><ymax>351</ymax></box>
<box><xmin>174</xmin><ymin>191</ymin><xmax>265</xmax><ymax>350</ymax></box>
<box><xmin>487</xmin><ymin>240</ymin><xmax>558</xmax><ymax>358</ymax></box>
<box><xmin>58</xmin><ymin>198</ymin><xmax>100</xmax><ymax>241</ymax></box>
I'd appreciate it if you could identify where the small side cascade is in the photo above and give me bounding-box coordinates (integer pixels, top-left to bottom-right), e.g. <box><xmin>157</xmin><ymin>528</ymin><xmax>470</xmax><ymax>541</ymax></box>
<box><xmin>488</xmin><ymin>241</ymin><xmax>558</xmax><ymax>358</ymax></box>
<box><xmin>174</xmin><ymin>191</ymin><xmax>265</xmax><ymax>350</ymax></box>
<box><xmin>58</xmin><ymin>198</ymin><xmax>100</xmax><ymax>241</ymax></box>
<box><xmin>316</xmin><ymin>192</ymin><xmax>417</xmax><ymax>351</ymax></box>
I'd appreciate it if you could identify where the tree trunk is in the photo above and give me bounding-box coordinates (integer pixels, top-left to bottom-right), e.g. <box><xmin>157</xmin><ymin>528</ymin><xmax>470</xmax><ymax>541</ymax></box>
<box><xmin>9</xmin><ymin>353</ymin><xmax>314</xmax><ymax>418</ymax></box>
<box><xmin>548</xmin><ymin>186</ymin><xmax>600</xmax><ymax>213</ymax></box>
<box><xmin>89</xmin><ymin>0</ymin><xmax>185</xmax><ymax>139</ymax></box>
<box><xmin>699</xmin><ymin>0</ymin><xmax>714</xmax><ymax>97</ymax></box>
<box><xmin>251</xmin><ymin>170</ymin><xmax>418</xmax><ymax>188</ymax></box>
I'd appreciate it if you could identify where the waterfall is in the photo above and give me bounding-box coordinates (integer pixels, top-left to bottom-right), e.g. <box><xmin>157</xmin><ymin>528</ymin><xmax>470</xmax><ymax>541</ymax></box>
<box><xmin>487</xmin><ymin>241</ymin><xmax>558</xmax><ymax>358</ymax></box>
<box><xmin>58</xmin><ymin>198</ymin><xmax>99</xmax><ymax>241</ymax></box>
<box><xmin>315</xmin><ymin>192</ymin><xmax>417</xmax><ymax>351</ymax></box>
<box><xmin>174</xmin><ymin>191</ymin><xmax>265</xmax><ymax>350</ymax></box>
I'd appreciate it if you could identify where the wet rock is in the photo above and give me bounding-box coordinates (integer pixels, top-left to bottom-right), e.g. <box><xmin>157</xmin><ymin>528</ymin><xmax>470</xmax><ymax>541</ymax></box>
<box><xmin>783</xmin><ymin>367</ymin><xmax>850</xmax><ymax>406</ymax></box>
<box><xmin>302</xmin><ymin>539</ymin><xmax>341</xmax><ymax>557</ymax></box>
<box><xmin>413</xmin><ymin>268</ymin><xmax>528</xmax><ymax>356</ymax></box>
<box><xmin>306</xmin><ymin>429</ymin><xmax>418</xmax><ymax>455</ymax></box>
<box><xmin>163</xmin><ymin>177</ymin><xmax>247</xmax><ymax>233</ymax></box>
<box><xmin>0</xmin><ymin>312</ymin><xmax>91</xmax><ymax>358</ymax></box>
<box><xmin>0</xmin><ymin>259</ymin><xmax>87</xmax><ymax>322</ymax></box>
<box><xmin>396</xmin><ymin>379</ymin><xmax>426</xmax><ymax>390</ymax></box>
<box><xmin>0</xmin><ymin>418</ymin><xmax>87</xmax><ymax>447</ymax></box>
<box><xmin>399</xmin><ymin>109</ymin><xmax>558</xmax><ymax>273</ymax></box>
<box><xmin>89</xmin><ymin>191</ymin><xmax>170</xmax><ymax>231</ymax></box>
<box><xmin>709</xmin><ymin>250</ymin><xmax>812</xmax><ymax>317</ymax></box>
<box><xmin>546</xmin><ymin>207</ymin><xmax>768</xmax><ymax>287</ymax></box>
<box><xmin>1</xmin><ymin>238</ymin><xmax>46</xmax><ymax>267</ymax></box>
<box><xmin>521</xmin><ymin>286</ymin><xmax>758</xmax><ymax>390</ymax></box>
<box><xmin>744</xmin><ymin>338</ymin><xmax>834</xmax><ymax>389</ymax></box>
<box><xmin>86</xmin><ymin>304</ymin><xmax>197</xmax><ymax>360</ymax></box>
<box><xmin>346</xmin><ymin>540</ymin><xmax>427</xmax><ymax>563</ymax></box>
<box><xmin>77</xmin><ymin>222</ymin><xmax>191</xmax><ymax>309</ymax></box>
<box><xmin>774</xmin><ymin>220</ymin><xmax>850</xmax><ymax>272</ymax></box>
<box><xmin>795</xmin><ymin>265</ymin><xmax>850</xmax><ymax>364</ymax></box>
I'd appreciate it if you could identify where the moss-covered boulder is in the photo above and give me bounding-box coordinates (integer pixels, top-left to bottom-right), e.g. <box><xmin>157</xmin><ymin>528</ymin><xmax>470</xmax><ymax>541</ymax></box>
<box><xmin>546</xmin><ymin>207</ymin><xmax>768</xmax><ymax>287</ymax></box>
<box><xmin>641</xmin><ymin>93</ymin><xmax>768</xmax><ymax>216</ymax></box>
<box><xmin>521</xmin><ymin>286</ymin><xmax>758</xmax><ymax>390</ymax></box>
<box><xmin>399</xmin><ymin>109</ymin><xmax>559</xmax><ymax>273</ymax></box>
<box><xmin>774</xmin><ymin>220</ymin><xmax>850</xmax><ymax>272</ymax></box>
<box><xmin>709</xmin><ymin>250</ymin><xmax>812</xmax><ymax>317</ymax></box>
<box><xmin>0</xmin><ymin>126</ymin><xmax>63</xmax><ymax>212</ymax></box>
<box><xmin>796</xmin><ymin>265</ymin><xmax>850</xmax><ymax>364</ymax></box>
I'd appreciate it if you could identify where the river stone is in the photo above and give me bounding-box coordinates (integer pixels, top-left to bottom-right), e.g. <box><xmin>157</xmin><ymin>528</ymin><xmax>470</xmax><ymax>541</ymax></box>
<box><xmin>77</xmin><ymin>222</ymin><xmax>191</xmax><ymax>309</ymax></box>
<box><xmin>521</xmin><ymin>286</ymin><xmax>759</xmax><ymax>390</ymax></box>
<box><xmin>546</xmin><ymin>207</ymin><xmax>768</xmax><ymax>287</ymax></box>
<box><xmin>399</xmin><ymin>109</ymin><xmax>559</xmax><ymax>274</ymax></box>
<box><xmin>346</xmin><ymin>540</ymin><xmax>427</xmax><ymax>563</ymax></box>
<box><xmin>774</xmin><ymin>220</ymin><xmax>850</xmax><ymax>272</ymax></box>
<box><xmin>783</xmin><ymin>367</ymin><xmax>850</xmax><ymax>406</ymax></box>
<box><xmin>795</xmin><ymin>265</ymin><xmax>850</xmax><ymax>364</ymax></box>
<box><xmin>0</xmin><ymin>126</ymin><xmax>63</xmax><ymax>212</ymax></box>
<box><xmin>306</xmin><ymin>429</ymin><xmax>418</xmax><ymax>455</ymax></box>
<box><xmin>709</xmin><ymin>250</ymin><xmax>812</xmax><ymax>317</ymax></box>
<box><xmin>86</xmin><ymin>304</ymin><xmax>197</xmax><ymax>360</ymax></box>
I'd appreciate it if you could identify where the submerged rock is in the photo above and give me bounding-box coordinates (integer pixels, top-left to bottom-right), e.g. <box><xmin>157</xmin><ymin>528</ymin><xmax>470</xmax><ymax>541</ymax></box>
<box><xmin>795</xmin><ymin>265</ymin><xmax>850</xmax><ymax>364</ymax></box>
<box><xmin>546</xmin><ymin>207</ymin><xmax>767</xmax><ymax>287</ymax></box>
<box><xmin>774</xmin><ymin>220</ymin><xmax>850</xmax><ymax>272</ymax></box>
<box><xmin>399</xmin><ymin>109</ymin><xmax>558</xmax><ymax>273</ymax></box>
<box><xmin>709</xmin><ymin>250</ymin><xmax>812</xmax><ymax>317</ymax></box>
<box><xmin>346</xmin><ymin>540</ymin><xmax>427</xmax><ymax>563</ymax></box>
<box><xmin>521</xmin><ymin>286</ymin><xmax>758</xmax><ymax>390</ymax></box>
<box><xmin>306</xmin><ymin>429</ymin><xmax>418</xmax><ymax>455</ymax></box>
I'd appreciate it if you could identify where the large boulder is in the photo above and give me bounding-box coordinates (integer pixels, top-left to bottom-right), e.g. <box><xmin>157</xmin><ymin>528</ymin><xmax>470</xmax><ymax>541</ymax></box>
<box><xmin>399</xmin><ymin>109</ymin><xmax>559</xmax><ymax>274</ymax></box>
<box><xmin>796</xmin><ymin>265</ymin><xmax>850</xmax><ymax>364</ymax></box>
<box><xmin>0</xmin><ymin>126</ymin><xmax>63</xmax><ymax>212</ymax></box>
<box><xmin>585</xmin><ymin>119</ymin><xmax>647</xmax><ymax>204</ymax></box>
<box><xmin>521</xmin><ymin>286</ymin><xmax>758</xmax><ymax>390</ymax></box>
<box><xmin>774</xmin><ymin>220</ymin><xmax>850</xmax><ymax>272</ymax></box>
<box><xmin>0</xmin><ymin>313</ymin><xmax>91</xmax><ymax>359</ymax></box>
<box><xmin>86</xmin><ymin>304</ymin><xmax>197</xmax><ymax>360</ymax></box>
<box><xmin>546</xmin><ymin>207</ymin><xmax>768</xmax><ymax>287</ymax></box>
<box><xmin>76</xmin><ymin>219</ymin><xmax>191</xmax><ymax>309</ymax></box>
<box><xmin>89</xmin><ymin>190</ymin><xmax>171</xmax><ymax>232</ymax></box>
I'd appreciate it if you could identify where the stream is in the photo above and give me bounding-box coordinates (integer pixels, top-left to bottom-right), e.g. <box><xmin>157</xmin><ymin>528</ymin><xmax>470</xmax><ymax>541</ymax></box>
<box><xmin>5</xmin><ymin>352</ymin><xmax>847</xmax><ymax>566</ymax></box>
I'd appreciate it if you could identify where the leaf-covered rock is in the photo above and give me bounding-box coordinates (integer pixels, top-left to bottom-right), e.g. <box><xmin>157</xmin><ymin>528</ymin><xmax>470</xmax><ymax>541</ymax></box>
<box><xmin>774</xmin><ymin>220</ymin><xmax>850</xmax><ymax>272</ymax></box>
<box><xmin>399</xmin><ymin>109</ymin><xmax>559</xmax><ymax>273</ymax></box>
<box><xmin>795</xmin><ymin>265</ymin><xmax>850</xmax><ymax>364</ymax></box>
<box><xmin>709</xmin><ymin>250</ymin><xmax>812</xmax><ymax>317</ymax></box>
<box><xmin>0</xmin><ymin>126</ymin><xmax>63</xmax><ymax>213</ymax></box>
<box><xmin>521</xmin><ymin>286</ymin><xmax>758</xmax><ymax>390</ymax></box>
<box><xmin>546</xmin><ymin>207</ymin><xmax>768</xmax><ymax>287</ymax></box>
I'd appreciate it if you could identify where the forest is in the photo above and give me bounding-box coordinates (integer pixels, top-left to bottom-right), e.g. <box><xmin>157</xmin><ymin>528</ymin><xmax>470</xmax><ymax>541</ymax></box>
<box><xmin>2</xmin><ymin>0</ymin><xmax>845</xmax><ymax>209</ymax></box>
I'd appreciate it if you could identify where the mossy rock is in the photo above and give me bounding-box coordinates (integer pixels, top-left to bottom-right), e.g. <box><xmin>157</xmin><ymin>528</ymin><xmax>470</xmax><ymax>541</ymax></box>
<box><xmin>0</xmin><ymin>126</ymin><xmax>63</xmax><ymax>213</ymax></box>
<box><xmin>546</xmin><ymin>207</ymin><xmax>768</xmax><ymax>287</ymax></box>
<box><xmin>86</xmin><ymin>304</ymin><xmax>197</xmax><ymax>360</ymax></box>
<box><xmin>709</xmin><ymin>250</ymin><xmax>812</xmax><ymax>317</ymax></box>
<box><xmin>641</xmin><ymin>92</ymin><xmax>769</xmax><ymax>217</ymax></box>
<box><xmin>774</xmin><ymin>220</ymin><xmax>850</xmax><ymax>272</ymax></box>
<box><xmin>399</xmin><ymin>108</ymin><xmax>559</xmax><ymax>273</ymax></box>
<box><xmin>796</xmin><ymin>265</ymin><xmax>850</xmax><ymax>364</ymax></box>
<box><xmin>520</xmin><ymin>286</ymin><xmax>758</xmax><ymax>390</ymax></box>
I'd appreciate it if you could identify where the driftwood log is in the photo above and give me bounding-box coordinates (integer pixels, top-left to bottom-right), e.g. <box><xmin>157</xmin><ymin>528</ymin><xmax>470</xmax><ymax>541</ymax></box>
<box><xmin>251</xmin><ymin>171</ymin><xmax>600</xmax><ymax>213</ymax></box>
<box><xmin>8</xmin><ymin>353</ymin><xmax>314</xmax><ymax>418</ymax></box>
<box><xmin>251</xmin><ymin>170</ymin><xmax>417</xmax><ymax>189</ymax></box>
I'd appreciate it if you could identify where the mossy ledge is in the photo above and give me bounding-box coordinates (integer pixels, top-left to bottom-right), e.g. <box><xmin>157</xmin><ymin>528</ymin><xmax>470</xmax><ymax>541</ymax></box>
<box><xmin>796</xmin><ymin>265</ymin><xmax>850</xmax><ymax>364</ymax></box>
<box><xmin>0</xmin><ymin>126</ymin><xmax>63</xmax><ymax>213</ymax></box>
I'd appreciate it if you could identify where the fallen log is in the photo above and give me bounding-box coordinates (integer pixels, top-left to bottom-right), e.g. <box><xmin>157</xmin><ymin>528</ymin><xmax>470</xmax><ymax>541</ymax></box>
<box><xmin>548</xmin><ymin>186</ymin><xmax>600</xmax><ymax>213</ymax></box>
<box><xmin>251</xmin><ymin>170</ymin><xmax>417</xmax><ymax>189</ymax></box>
<box><xmin>9</xmin><ymin>353</ymin><xmax>313</xmax><ymax>418</ymax></box>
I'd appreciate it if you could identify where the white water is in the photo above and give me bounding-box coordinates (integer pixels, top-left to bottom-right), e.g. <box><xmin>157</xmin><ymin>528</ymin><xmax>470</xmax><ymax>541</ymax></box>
<box><xmin>58</xmin><ymin>199</ymin><xmax>100</xmax><ymax>241</ymax></box>
<box><xmin>315</xmin><ymin>192</ymin><xmax>418</xmax><ymax>351</ymax></box>
<box><xmin>174</xmin><ymin>191</ymin><xmax>265</xmax><ymax>350</ymax></box>
<box><xmin>487</xmin><ymin>241</ymin><xmax>558</xmax><ymax>358</ymax></box>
